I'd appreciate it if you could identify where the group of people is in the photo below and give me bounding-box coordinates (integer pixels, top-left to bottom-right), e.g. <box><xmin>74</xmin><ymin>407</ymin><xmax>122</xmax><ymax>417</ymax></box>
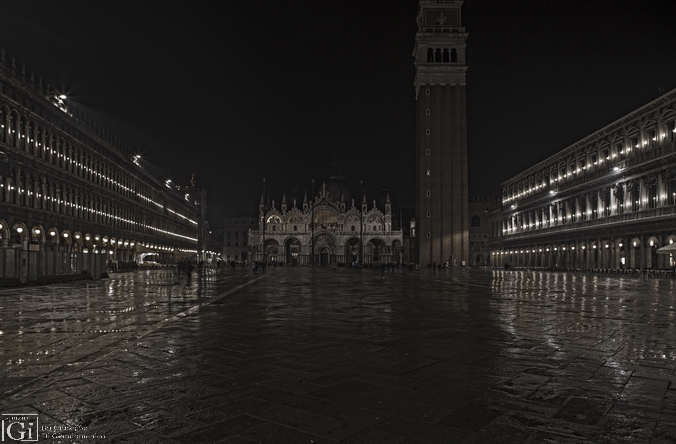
<box><xmin>252</xmin><ymin>261</ymin><xmax>267</xmax><ymax>273</ymax></box>
<box><xmin>176</xmin><ymin>260</ymin><xmax>208</xmax><ymax>276</ymax></box>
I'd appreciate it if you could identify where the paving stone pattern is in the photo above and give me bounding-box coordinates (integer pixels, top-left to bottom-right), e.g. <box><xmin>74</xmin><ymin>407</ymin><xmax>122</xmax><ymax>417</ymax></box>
<box><xmin>0</xmin><ymin>268</ymin><xmax>675</xmax><ymax>443</ymax></box>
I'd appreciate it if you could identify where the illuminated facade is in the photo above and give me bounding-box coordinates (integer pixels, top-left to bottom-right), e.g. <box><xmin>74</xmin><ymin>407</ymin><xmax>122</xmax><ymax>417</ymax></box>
<box><xmin>490</xmin><ymin>88</ymin><xmax>676</xmax><ymax>270</ymax></box>
<box><xmin>249</xmin><ymin>175</ymin><xmax>404</xmax><ymax>266</ymax></box>
<box><xmin>0</xmin><ymin>50</ymin><xmax>206</xmax><ymax>282</ymax></box>
<box><xmin>414</xmin><ymin>0</ymin><xmax>469</xmax><ymax>266</ymax></box>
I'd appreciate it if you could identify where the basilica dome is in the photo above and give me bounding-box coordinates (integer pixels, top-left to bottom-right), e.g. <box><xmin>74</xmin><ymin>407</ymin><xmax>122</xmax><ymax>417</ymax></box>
<box><xmin>323</xmin><ymin>173</ymin><xmax>352</xmax><ymax>203</ymax></box>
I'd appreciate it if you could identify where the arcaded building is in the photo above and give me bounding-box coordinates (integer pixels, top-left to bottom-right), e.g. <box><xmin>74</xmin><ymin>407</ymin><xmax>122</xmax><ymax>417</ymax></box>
<box><xmin>489</xmin><ymin>88</ymin><xmax>676</xmax><ymax>270</ymax></box>
<box><xmin>414</xmin><ymin>0</ymin><xmax>469</xmax><ymax>266</ymax></box>
<box><xmin>249</xmin><ymin>174</ymin><xmax>404</xmax><ymax>266</ymax></box>
<box><xmin>0</xmin><ymin>51</ymin><xmax>207</xmax><ymax>282</ymax></box>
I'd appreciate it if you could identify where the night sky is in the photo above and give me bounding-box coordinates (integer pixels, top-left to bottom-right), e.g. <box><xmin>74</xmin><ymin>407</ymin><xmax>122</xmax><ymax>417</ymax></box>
<box><xmin>2</xmin><ymin>1</ymin><xmax>676</xmax><ymax>224</ymax></box>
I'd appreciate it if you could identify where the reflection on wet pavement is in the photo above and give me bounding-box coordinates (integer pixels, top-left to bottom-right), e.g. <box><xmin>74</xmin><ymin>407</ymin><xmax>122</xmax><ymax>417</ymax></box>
<box><xmin>0</xmin><ymin>268</ymin><xmax>674</xmax><ymax>443</ymax></box>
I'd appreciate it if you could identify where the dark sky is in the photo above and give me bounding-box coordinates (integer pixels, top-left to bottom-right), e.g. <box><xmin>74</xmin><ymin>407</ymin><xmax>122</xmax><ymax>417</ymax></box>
<box><xmin>2</xmin><ymin>1</ymin><xmax>676</xmax><ymax>224</ymax></box>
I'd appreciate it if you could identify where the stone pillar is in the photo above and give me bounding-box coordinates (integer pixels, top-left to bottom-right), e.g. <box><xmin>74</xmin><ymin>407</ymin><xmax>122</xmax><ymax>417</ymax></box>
<box><xmin>18</xmin><ymin>240</ymin><xmax>29</xmax><ymax>283</ymax></box>
<box><xmin>639</xmin><ymin>178</ymin><xmax>647</xmax><ymax>211</ymax></box>
<box><xmin>658</xmin><ymin>173</ymin><xmax>665</xmax><ymax>208</ymax></box>
<box><xmin>609</xmin><ymin>189</ymin><xmax>617</xmax><ymax>216</ymax></box>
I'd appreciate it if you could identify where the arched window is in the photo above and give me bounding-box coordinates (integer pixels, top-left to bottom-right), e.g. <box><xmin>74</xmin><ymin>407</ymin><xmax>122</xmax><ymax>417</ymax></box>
<box><xmin>443</xmin><ymin>48</ymin><xmax>449</xmax><ymax>63</ymax></box>
<box><xmin>8</xmin><ymin>112</ymin><xmax>16</xmax><ymax>146</ymax></box>
<box><xmin>434</xmin><ymin>48</ymin><xmax>441</xmax><ymax>63</ymax></box>
<box><xmin>668</xmin><ymin>175</ymin><xmax>676</xmax><ymax>206</ymax></box>
<box><xmin>451</xmin><ymin>48</ymin><xmax>458</xmax><ymax>63</ymax></box>
<box><xmin>647</xmin><ymin>178</ymin><xmax>658</xmax><ymax>209</ymax></box>
<box><xmin>0</xmin><ymin>107</ymin><xmax>6</xmax><ymax>143</ymax></box>
<box><xmin>36</xmin><ymin>127</ymin><xmax>43</xmax><ymax>158</ymax></box>
<box><xmin>18</xmin><ymin>116</ymin><xmax>26</xmax><ymax>151</ymax></box>
<box><xmin>427</xmin><ymin>48</ymin><xmax>433</xmax><ymax>63</ymax></box>
<box><xmin>27</xmin><ymin>121</ymin><xmax>35</xmax><ymax>155</ymax></box>
<box><xmin>471</xmin><ymin>215</ymin><xmax>481</xmax><ymax>227</ymax></box>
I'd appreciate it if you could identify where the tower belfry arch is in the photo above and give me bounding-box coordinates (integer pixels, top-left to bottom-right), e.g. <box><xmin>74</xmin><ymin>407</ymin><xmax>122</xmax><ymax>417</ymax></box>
<box><xmin>414</xmin><ymin>0</ymin><xmax>469</xmax><ymax>266</ymax></box>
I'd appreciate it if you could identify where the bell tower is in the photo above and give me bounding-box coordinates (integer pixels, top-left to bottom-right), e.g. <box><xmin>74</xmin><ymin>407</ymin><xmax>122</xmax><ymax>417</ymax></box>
<box><xmin>414</xmin><ymin>0</ymin><xmax>469</xmax><ymax>266</ymax></box>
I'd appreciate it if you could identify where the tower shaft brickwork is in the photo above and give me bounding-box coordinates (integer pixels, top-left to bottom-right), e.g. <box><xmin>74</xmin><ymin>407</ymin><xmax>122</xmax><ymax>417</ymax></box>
<box><xmin>414</xmin><ymin>0</ymin><xmax>469</xmax><ymax>266</ymax></box>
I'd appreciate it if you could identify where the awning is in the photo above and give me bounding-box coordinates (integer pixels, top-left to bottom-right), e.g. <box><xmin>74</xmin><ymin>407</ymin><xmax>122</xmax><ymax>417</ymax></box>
<box><xmin>134</xmin><ymin>244</ymin><xmax>157</xmax><ymax>254</ymax></box>
<box><xmin>657</xmin><ymin>243</ymin><xmax>676</xmax><ymax>254</ymax></box>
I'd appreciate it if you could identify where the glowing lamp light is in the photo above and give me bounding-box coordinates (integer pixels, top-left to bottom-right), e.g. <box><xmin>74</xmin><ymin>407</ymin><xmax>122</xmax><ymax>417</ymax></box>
<box><xmin>63</xmin><ymin>233</ymin><xmax>69</xmax><ymax>238</ymax></box>
<box><xmin>16</xmin><ymin>227</ymin><xmax>23</xmax><ymax>233</ymax></box>
<box><xmin>34</xmin><ymin>229</ymin><xmax>41</xmax><ymax>235</ymax></box>
<box><xmin>75</xmin><ymin>234</ymin><xmax>81</xmax><ymax>239</ymax></box>
<box><xmin>50</xmin><ymin>231</ymin><xmax>56</xmax><ymax>236</ymax></box>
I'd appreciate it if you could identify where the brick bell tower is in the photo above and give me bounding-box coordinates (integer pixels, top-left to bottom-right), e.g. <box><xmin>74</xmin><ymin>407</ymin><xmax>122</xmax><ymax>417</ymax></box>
<box><xmin>414</xmin><ymin>0</ymin><xmax>469</xmax><ymax>266</ymax></box>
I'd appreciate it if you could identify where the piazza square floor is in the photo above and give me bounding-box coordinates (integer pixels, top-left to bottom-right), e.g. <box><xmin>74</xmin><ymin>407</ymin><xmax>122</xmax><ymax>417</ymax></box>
<box><xmin>0</xmin><ymin>267</ymin><xmax>675</xmax><ymax>443</ymax></box>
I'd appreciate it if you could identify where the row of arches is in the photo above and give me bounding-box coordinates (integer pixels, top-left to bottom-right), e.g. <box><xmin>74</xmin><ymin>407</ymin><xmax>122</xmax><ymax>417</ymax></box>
<box><xmin>1</xmin><ymin>166</ymin><xmax>196</xmax><ymax>241</ymax></box>
<box><xmin>503</xmin><ymin>110</ymin><xmax>676</xmax><ymax>203</ymax></box>
<box><xmin>253</xmin><ymin>235</ymin><xmax>403</xmax><ymax>266</ymax></box>
<box><xmin>264</xmin><ymin>208</ymin><xmax>389</xmax><ymax>233</ymax></box>
<box><xmin>0</xmin><ymin>218</ymin><xmax>190</xmax><ymax>281</ymax></box>
<box><xmin>494</xmin><ymin>234</ymin><xmax>676</xmax><ymax>270</ymax></box>
<box><xmin>426</xmin><ymin>47</ymin><xmax>458</xmax><ymax>63</ymax></box>
<box><xmin>0</xmin><ymin>219</ymin><xmax>158</xmax><ymax>256</ymax></box>
<box><xmin>500</xmin><ymin>172</ymin><xmax>676</xmax><ymax>235</ymax></box>
<box><xmin>0</xmin><ymin>102</ymin><xmax>194</xmax><ymax>225</ymax></box>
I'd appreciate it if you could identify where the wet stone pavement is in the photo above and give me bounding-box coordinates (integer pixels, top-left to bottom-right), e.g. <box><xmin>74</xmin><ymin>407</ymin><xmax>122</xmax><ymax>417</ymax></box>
<box><xmin>0</xmin><ymin>268</ymin><xmax>675</xmax><ymax>443</ymax></box>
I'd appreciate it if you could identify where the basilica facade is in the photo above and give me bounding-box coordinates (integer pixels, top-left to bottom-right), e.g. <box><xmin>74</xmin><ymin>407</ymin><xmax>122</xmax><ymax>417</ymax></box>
<box><xmin>249</xmin><ymin>175</ymin><xmax>404</xmax><ymax>266</ymax></box>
